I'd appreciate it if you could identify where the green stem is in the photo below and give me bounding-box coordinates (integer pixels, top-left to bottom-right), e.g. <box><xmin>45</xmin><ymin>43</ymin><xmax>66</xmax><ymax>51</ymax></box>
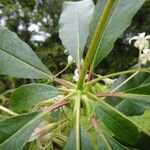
<box><xmin>111</xmin><ymin>49</ymin><xmax>142</xmax><ymax>92</ymax></box>
<box><xmin>76</xmin><ymin>92</ymin><xmax>81</xmax><ymax>150</ymax></box>
<box><xmin>77</xmin><ymin>0</ymin><xmax>115</xmax><ymax>89</ymax></box>
<box><xmin>55</xmin><ymin>64</ymin><xmax>70</xmax><ymax>77</ymax></box>
<box><xmin>111</xmin><ymin>71</ymin><xmax>138</xmax><ymax>93</ymax></box>
<box><xmin>0</xmin><ymin>105</ymin><xmax>18</xmax><ymax>116</ymax></box>
<box><xmin>85</xmin><ymin>68</ymin><xmax>150</xmax><ymax>86</ymax></box>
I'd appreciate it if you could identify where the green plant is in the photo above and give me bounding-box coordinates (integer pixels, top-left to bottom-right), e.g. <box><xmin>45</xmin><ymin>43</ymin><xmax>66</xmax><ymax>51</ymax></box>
<box><xmin>0</xmin><ymin>0</ymin><xmax>150</xmax><ymax>150</ymax></box>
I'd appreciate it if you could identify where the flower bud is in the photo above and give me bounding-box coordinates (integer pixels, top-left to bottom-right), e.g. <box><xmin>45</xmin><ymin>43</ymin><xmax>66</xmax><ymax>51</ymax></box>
<box><xmin>67</xmin><ymin>55</ymin><xmax>74</xmax><ymax>65</ymax></box>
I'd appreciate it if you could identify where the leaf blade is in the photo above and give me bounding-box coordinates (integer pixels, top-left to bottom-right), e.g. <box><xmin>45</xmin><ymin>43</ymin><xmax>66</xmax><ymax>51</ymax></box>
<box><xmin>63</xmin><ymin>126</ymin><xmax>94</xmax><ymax>150</ymax></box>
<box><xmin>94</xmin><ymin>102</ymin><xmax>141</xmax><ymax>144</ymax></box>
<box><xmin>90</xmin><ymin>0</ymin><xmax>145</xmax><ymax>68</ymax></box>
<box><xmin>0</xmin><ymin>27</ymin><xmax>51</xmax><ymax>79</ymax></box>
<box><xmin>11</xmin><ymin>83</ymin><xmax>59</xmax><ymax>112</ymax></box>
<box><xmin>0</xmin><ymin>112</ymin><xmax>42</xmax><ymax>150</ymax></box>
<box><xmin>59</xmin><ymin>0</ymin><xmax>94</xmax><ymax>66</ymax></box>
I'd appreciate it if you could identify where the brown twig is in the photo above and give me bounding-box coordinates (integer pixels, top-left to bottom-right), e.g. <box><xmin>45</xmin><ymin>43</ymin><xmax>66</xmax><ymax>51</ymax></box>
<box><xmin>87</xmin><ymin>67</ymin><xmax>93</xmax><ymax>82</ymax></box>
<box><xmin>45</xmin><ymin>101</ymin><xmax>69</xmax><ymax>113</ymax></box>
<box><xmin>90</xmin><ymin>116</ymin><xmax>103</xmax><ymax>134</ymax></box>
<box><xmin>53</xmin><ymin>77</ymin><xmax>74</xmax><ymax>89</ymax></box>
<box><xmin>96</xmin><ymin>92</ymin><xmax>123</xmax><ymax>98</ymax></box>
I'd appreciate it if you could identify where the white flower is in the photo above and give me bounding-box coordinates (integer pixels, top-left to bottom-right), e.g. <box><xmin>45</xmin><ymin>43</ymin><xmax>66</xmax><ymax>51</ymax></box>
<box><xmin>73</xmin><ymin>68</ymin><xmax>79</xmax><ymax>82</ymax></box>
<box><xmin>129</xmin><ymin>32</ymin><xmax>150</xmax><ymax>50</ymax></box>
<box><xmin>67</xmin><ymin>55</ymin><xmax>74</xmax><ymax>65</ymax></box>
<box><xmin>73</xmin><ymin>68</ymin><xmax>88</xmax><ymax>82</ymax></box>
<box><xmin>64</xmin><ymin>49</ymin><xmax>68</xmax><ymax>54</ymax></box>
<box><xmin>103</xmin><ymin>78</ymin><xmax>116</xmax><ymax>86</ymax></box>
<box><xmin>140</xmin><ymin>49</ymin><xmax>150</xmax><ymax>65</ymax></box>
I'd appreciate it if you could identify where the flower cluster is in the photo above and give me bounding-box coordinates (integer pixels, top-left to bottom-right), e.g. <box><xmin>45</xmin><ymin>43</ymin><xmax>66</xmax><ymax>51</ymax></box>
<box><xmin>129</xmin><ymin>32</ymin><xmax>150</xmax><ymax>65</ymax></box>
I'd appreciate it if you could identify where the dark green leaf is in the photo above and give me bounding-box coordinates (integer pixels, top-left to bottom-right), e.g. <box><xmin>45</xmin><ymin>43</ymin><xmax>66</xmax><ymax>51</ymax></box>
<box><xmin>94</xmin><ymin>102</ymin><xmax>140</xmax><ymax>144</ymax></box>
<box><xmin>118</xmin><ymin>94</ymin><xmax>150</xmax><ymax>110</ymax></box>
<box><xmin>96</xmin><ymin>133</ymin><xmax>129</xmax><ymax>150</ymax></box>
<box><xmin>11</xmin><ymin>83</ymin><xmax>59</xmax><ymax>112</ymax></box>
<box><xmin>0</xmin><ymin>27</ymin><xmax>51</xmax><ymax>79</ymax></box>
<box><xmin>107</xmin><ymin>72</ymin><xmax>150</xmax><ymax>115</ymax></box>
<box><xmin>130</xmin><ymin>110</ymin><xmax>150</xmax><ymax>131</ymax></box>
<box><xmin>63</xmin><ymin>126</ymin><xmax>94</xmax><ymax>150</ymax></box>
<box><xmin>90</xmin><ymin>0</ymin><xmax>145</xmax><ymax>68</ymax></box>
<box><xmin>59</xmin><ymin>0</ymin><xmax>94</xmax><ymax>66</ymax></box>
<box><xmin>0</xmin><ymin>112</ymin><xmax>42</xmax><ymax>150</ymax></box>
<box><xmin>116</xmin><ymin>100</ymin><xmax>145</xmax><ymax>116</ymax></box>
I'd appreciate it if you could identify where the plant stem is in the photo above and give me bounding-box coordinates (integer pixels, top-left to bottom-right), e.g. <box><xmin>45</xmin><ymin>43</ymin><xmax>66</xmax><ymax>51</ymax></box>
<box><xmin>77</xmin><ymin>0</ymin><xmax>115</xmax><ymax>89</ymax></box>
<box><xmin>91</xmin><ymin>117</ymin><xmax>103</xmax><ymax>134</ymax></box>
<box><xmin>85</xmin><ymin>68</ymin><xmax>150</xmax><ymax>86</ymax></box>
<box><xmin>45</xmin><ymin>101</ymin><xmax>69</xmax><ymax>113</ymax></box>
<box><xmin>53</xmin><ymin>77</ymin><xmax>75</xmax><ymax>89</ymax></box>
<box><xmin>55</xmin><ymin>64</ymin><xmax>70</xmax><ymax>77</ymax></box>
<box><xmin>0</xmin><ymin>105</ymin><xmax>18</xmax><ymax>116</ymax></box>
<box><xmin>96</xmin><ymin>92</ymin><xmax>123</xmax><ymax>97</ymax></box>
<box><xmin>111</xmin><ymin>50</ymin><xmax>143</xmax><ymax>92</ymax></box>
<box><xmin>111</xmin><ymin>71</ymin><xmax>138</xmax><ymax>93</ymax></box>
<box><xmin>76</xmin><ymin>92</ymin><xmax>81</xmax><ymax>150</ymax></box>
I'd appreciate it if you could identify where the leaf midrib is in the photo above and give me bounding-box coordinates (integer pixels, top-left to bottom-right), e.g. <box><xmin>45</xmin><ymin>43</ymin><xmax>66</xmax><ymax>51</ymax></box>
<box><xmin>96</xmin><ymin>104</ymin><xmax>139</xmax><ymax>140</ymax></box>
<box><xmin>0</xmin><ymin>48</ymin><xmax>50</xmax><ymax>78</ymax></box>
<box><xmin>0</xmin><ymin>112</ymin><xmax>43</xmax><ymax>146</ymax></box>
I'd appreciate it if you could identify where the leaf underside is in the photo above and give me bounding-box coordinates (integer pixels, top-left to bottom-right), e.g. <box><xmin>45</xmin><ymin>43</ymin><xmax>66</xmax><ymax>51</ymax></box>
<box><xmin>0</xmin><ymin>27</ymin><xmax>51</xmax><ymax>79</ymax></box>
<box><xmin>59</xmin><ymin>0</ymin><xmax>94</xmax><ymax>66</ymax></box>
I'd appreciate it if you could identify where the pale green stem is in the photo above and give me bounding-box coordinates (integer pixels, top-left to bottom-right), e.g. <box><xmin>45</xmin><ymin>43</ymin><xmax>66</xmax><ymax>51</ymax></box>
<box><xmin>111</xmin><ymin>71</ymin><xmax>138</xmax><ymax>93</ymax></box>
<box><xmin>77</xmin><ymin>0</ymin><xmax>115</xmax><ymax>89</ymax></box>
<box><xmin>0</xmin><ymin>105</ymin><xmax>18</xmax><ymax>116</ymax></box>
<box><xmin>55</xmin><ymin>64</ymin><xmax>70</xmax><ymax>77</ymax></box>
<box><xmin>85</xmin><ymin>68</ymin><xmax>150</xmax><ymax>86</ymax></box>
<box><xmin>111</xmin><ymin>49</ymin><xmax>142</xmax><ymax>93</ymax></box>
<box><xmin>76</xmin><ymin>92</ymin><xmax>81</xmax><ymax>150</ymax></box>
<box><xmin>56</xmin><ymin>133</ymin><xmax>67</xmax><ymax>142</ymax></box>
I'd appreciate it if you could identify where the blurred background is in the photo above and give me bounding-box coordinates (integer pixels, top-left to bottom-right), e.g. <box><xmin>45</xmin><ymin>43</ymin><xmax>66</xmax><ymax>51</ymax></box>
<box><xmin>0</xmin><ymin>0</ymin><xmax>149</xmax><ymax>94</ymax></box>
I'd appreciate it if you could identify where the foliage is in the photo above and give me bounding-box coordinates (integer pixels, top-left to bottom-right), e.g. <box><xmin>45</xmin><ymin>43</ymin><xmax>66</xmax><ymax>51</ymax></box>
<box><xmin>0</xmin><ymin>0</ymin><xmax>150</xmax><ymax>150</ymax></box>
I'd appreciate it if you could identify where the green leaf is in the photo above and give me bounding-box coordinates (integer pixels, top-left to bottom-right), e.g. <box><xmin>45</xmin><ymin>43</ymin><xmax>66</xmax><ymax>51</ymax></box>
<box><xmin>107</xmin><ymin>72</ymin><xmax>150</xmax><ymax>115</ymax></box>
<box><xmin>0</xmin><ymin>112</ymin><xmax>42</xmax><ymax>150</ymax></box>
<box><xmin>63</xmin><ymin>126</ymin><xmax>94</xmax><ymax>150</ymax></box>
<box><xmin>96</xmin><ymin>132</ymin><xmax>129</xmax><ymax>150</ymax></box>
<box><xmin>0</xmin><ymin>26</ymin><xmax>51</xmax><ymax>79</ymax></box>
<box><xmin>90</xmin><ymin>0</ymin><xmax>145</xmax><ymax>68</ymax></box>
<box><xmin>118</xmin><ymin>94</ymin><xmax>150</xmax><ymax>110</ymax></box>
<box><xmin>94</xmin><ymin>102</ymin><xmax>140</xmax><ymax>144</ymax></box>
<box><xmin>111</xmin><ymin>72</ymin><xmax>150</xmax><ymax>93</ymax></box>
<box><xmin>11</xmin><ymin>83</ymin><xmax>59</xmax><ymax>112</ymax></box>
<box><xmin>59</xmin><ymin>0</ymin><xmax>94</xmax><ymax>66</ymax></box>
<box><xmin>130</xmin><ymin>110</ymin><xmax>150</xmax><ymax>131</ymax></box>
<box><xmin>124</xmin><ymin>83</ymin><xmax>150</xmax><ymax>95</ymax></box>
<box><xmin>115</xmin><ymin>100</ymin><xmax>145</xmax><ymax>116</ymax></box>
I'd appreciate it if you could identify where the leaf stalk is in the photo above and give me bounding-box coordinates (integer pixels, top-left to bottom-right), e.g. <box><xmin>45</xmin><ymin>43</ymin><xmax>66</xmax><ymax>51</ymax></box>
<box><xmin>77</xmin><ymin>0</ymin><xmax>115</xmax><ymax>89</ymax></box>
